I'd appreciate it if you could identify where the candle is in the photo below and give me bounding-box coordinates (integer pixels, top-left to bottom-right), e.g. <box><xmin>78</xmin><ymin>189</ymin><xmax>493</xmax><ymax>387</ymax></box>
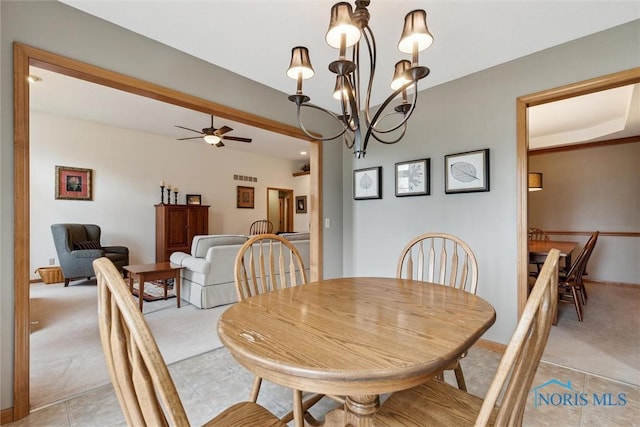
<box><xmin>167</xmin><ymin>184</ymin><xmax>172</xmax><ymax>190</ymax></box>
<box><xmin>173</xmin><ymin>187</ymin><xmax>178</xmax><ymax>192</ymax></box>
<box><xmin>160</xmin><ymin>181</ymin><xmax>165</xmax><ymax>187</ymax></box>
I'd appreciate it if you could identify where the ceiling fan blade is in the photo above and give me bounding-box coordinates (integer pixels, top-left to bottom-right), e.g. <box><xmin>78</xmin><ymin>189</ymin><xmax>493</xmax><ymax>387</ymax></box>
<box><xmin>215</xmin><ymin>141</ymin><xmax>225</xmax><ymax>148</ymax></box>
<box><xmin>174</xmin><ymin>125</ymin><xmax>203</xmax><ymax>134</ymax></box>
<box><xmin>177</xmin><ymin>136</ymin><xmax>205</xmax><ymax>141</ymax></box>
<box><xmin>215</xmin><ymin>125</ymin><xmax>233</xmax><ymax>136</ymax></box>
<box><xmin>222</xmin><ymin>136</ymin><xmax>252</xmax><ymax>143</ymax></box>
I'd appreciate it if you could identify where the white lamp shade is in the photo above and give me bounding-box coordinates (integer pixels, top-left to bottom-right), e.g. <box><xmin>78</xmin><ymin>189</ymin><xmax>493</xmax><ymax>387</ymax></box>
<box><xmin>204</xmin><ymin>134</ymin><xmax>221</xmax><ymax>145</ymax></box>
<box><xmin>325</xmin><ymin>2</ymin><xmax>361</xmax><ymax>49</ymax></box>
<box><xmin>398</xmin><ymin>10</ymin><xmax>433</xmax><ymax>54</ymax></box>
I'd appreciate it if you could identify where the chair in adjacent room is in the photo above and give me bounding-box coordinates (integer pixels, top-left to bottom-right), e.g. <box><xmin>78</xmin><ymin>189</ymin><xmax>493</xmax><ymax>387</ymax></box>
<box><xmin>51</xmin><ymin>223</ymin><xmax>129</xmax><ymax>286</ymax></box>
<box><xmin>528</xmin><ymin>227</ymin><xmax>550</xmax><ymax>276</ymax></box>
<box><xmin>374</xmin><ymin>249</ymin><xmax>560</xmax><ymax>427</ymax></box>
<box><xmin>249</xmin><ymin>219</ymin><xmax>274</xmax><ymax>235</ymax></box>
<box><xmin>234</xmin><ymin>233</ymin><xmax>334</xmax><ymax>427</ymax></box>
<box><xmin>396</xmin><ymin>232</ymin><xmax>478</xmax><ymax>391</ymax></box>
<box><xmin>93</xmin><ymin>257</ymin><xmax>285</xmax><ymax>427</ymax></box>
<box><xmin>556</xmin><ymin>231</ymin><xmax>599</xmax><ymax>323</ymax></box>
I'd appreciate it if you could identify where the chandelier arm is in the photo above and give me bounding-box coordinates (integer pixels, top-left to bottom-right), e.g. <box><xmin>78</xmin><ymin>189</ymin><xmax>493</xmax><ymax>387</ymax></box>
<box><xmin>370</xmin><ymin>81</ymin><xmax>420</xmax><ymax>133</ymax></box>
<box><xmin>361</xmin><ymin>25</ymin><xmax>376</xmax><ymax>127</ymax></box>
<box><xmin>296</xmin><ymin>102</ymin><xmax>350</xmax><ymax>141</ymax></box>
<box><xmin>371</xmin><ymin>116</ymin><xmax>408</xmax><ymax>144</ymax></box>
<box><xmin>340</xmin><ymin>77</ymin><xmax>360</xmax><ymax>132</ymax></box>
<box><xmin>361</xmin><ymin>81</ymin><xmax>420</xmax><ymax>153</ymax></box>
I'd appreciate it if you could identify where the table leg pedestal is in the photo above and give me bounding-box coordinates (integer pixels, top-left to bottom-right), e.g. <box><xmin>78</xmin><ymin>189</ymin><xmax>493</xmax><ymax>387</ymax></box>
<box><xmin>323</xmin><ymin>395</ymin><xmax>379</xmax><ymax>427</ymax></box>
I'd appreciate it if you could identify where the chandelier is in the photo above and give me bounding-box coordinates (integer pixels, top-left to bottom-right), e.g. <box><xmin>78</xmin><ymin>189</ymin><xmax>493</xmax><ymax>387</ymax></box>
<box><xmin>286</xmin><ymin>1</ymin><xmax>433</xmax><ymax>158</ymax></box>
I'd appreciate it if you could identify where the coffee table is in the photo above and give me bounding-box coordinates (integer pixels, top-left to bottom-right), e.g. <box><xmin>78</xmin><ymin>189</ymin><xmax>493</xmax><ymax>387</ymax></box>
<box><xmin>123</xmin><ymin>262</ymin><xmax>183</xmax><ymax>311</ymax></box>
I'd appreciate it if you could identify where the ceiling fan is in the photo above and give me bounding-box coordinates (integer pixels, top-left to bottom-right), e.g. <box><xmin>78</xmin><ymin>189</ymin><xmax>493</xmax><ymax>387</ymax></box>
<box><xmin>175</xmin><ymin>115</ymin><xmax>252</xmax><ymax>147</ymax></box>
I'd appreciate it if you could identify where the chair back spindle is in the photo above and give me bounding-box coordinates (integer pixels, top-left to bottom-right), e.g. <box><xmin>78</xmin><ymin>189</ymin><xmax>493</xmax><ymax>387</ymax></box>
<box><xmin>397</xmin><ymin>233</ymin><xmax>478</xmax><ymax>294</ymax></box>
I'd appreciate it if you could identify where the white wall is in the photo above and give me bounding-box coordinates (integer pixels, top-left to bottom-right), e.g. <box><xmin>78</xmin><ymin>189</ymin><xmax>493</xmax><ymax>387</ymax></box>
<box><xmin>30</xmin><ymin>111</ymin><xmax>307</xmax><ymax>278</ymax></box>
<box><xmin>529</xmin><ymin>142</ymin><xmax>640</xmax><ymax>284</ymax></box>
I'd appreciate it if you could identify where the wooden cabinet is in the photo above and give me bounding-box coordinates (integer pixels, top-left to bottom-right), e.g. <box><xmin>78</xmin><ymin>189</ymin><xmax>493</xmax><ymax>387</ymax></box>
<box><xmin>155</xmin><ymin>204</ymin><xmax>209</xmax><ymax>262</ymax></box>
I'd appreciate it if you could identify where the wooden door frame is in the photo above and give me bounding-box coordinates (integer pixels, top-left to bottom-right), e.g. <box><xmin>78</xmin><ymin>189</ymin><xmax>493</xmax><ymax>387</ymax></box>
<box><xmin>12</xmin><ymin>42</ymin><xmax>323</xmax><ymax>420</ymax></box>
<box><xmin>516</xmin><ymin>67</ymin><xmax>640</xmax><ymax>317</ymax></box>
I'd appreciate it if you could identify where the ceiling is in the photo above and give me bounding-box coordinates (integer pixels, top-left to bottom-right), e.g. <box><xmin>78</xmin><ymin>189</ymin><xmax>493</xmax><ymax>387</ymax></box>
<box><xmin>30</xmin><ymin>1</ymin><xmax>639</xmax><ymax>156</ymax></box>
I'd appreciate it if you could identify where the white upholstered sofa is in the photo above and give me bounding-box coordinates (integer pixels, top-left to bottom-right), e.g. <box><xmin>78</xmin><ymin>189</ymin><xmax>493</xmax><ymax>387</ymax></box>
<box><xmin>169</xmin><ymin>232</ymin><xmax>310</xmax><ymax>309</ymax></box>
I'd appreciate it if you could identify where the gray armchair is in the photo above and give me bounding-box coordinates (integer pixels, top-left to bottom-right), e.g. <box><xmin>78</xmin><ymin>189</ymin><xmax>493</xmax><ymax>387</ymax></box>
<box><xmin>51</xmin><ymin>223</ymin><xmax>129</xmax><ymax>286</ymax></box>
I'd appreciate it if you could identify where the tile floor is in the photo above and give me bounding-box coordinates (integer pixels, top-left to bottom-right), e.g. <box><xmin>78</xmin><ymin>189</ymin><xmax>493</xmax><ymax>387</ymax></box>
<box><xmin>7</xmin><ymin>346</ymin><xmax>639</xmax><ymax>426</ymax></box>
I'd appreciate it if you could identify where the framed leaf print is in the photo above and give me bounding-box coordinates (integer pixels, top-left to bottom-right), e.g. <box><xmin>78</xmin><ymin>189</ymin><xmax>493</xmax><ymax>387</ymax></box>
<box><xmin>444</xmin><ymin>149</ymin><xmax>490</xmax><ymax>194</ymax></box>
<box><xmin>353</xmin><ymin>166</ymin><xmax>382</xmax><ymax>200</ymax></box>
<box><xmin>395</xmin><ymin>158</ymin><xmax>430</xmax><ymax>197</ymax></box>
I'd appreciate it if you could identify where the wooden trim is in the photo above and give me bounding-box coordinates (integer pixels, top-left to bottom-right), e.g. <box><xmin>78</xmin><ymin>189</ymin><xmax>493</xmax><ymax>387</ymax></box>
<box><xmin>0</xmin><ymin>407</ymin><xmax>14</xmax><ymax>425</ymax></box>
<box><xmin>586</xmin><ymin>279</ymin><xmax>640</xmax><ymax>289</ymax></box>
<box><xmin>473</xmin><ymin>338</ymin><xmax>507</xmax><ymax>354</ymax></box>
<box><xmin>544</xmin><ymin>231</ymin><xmax>639</xmax><ymax>238</ymax></box>
<box><xmin>530</xmin><ymin>135</ymin><xmax>639</xmax><ymax>155</ymax></box>
<box><xmin>516</xmin><ymin>67</ymin><xmax>640</xmax><ymax>322</ymax></box>
<box><xmin>12</xmin><ymin>42</ymin><xmax>324</xmax><ymax>421</ymax></box>
<box><xmin>292</xmin><ymin>170</ymin><xmax>310</xmax><ymax>177</ymax></box>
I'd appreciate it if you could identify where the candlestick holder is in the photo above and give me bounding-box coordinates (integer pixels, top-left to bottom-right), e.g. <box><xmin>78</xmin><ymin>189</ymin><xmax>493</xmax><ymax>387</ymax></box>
<box><xmin>160</xmin><ymin>185</ymin><xmax>165</xmax><ymax>204</ymax></box>
<box><xmin>166</xmin><ymin>187</ymin><xmax>171</xmax><ymax>203</ymax></box>
<box><xmin>174</xmin><ymin>191</ymin><xmax>178</xmax><ymax>205</ymax></box>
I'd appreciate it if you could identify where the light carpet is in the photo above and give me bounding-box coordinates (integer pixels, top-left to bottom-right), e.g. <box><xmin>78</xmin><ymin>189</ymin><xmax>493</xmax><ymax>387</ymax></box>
<box><xmin>541</xmin><ymin>281</ymin><xmax>640</xmax><ymax>386</ymax></box>
<box><xmin>29</xmin><ymin>279</ymin><xmax>229</xmax><ymax>410</ymax></box>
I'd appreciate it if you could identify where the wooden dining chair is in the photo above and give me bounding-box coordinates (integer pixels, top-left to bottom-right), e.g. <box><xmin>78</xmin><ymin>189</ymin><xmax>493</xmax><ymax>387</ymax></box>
<box><xmin>556</xmin><ymin>231</ymin><xmax>599</xmax><ymax>324</ymax></box>
<box><xmin>375</xmin><ymin>249</ymin><xmax>560</xmax><ymax>427</ymax></box>
<box><xmin>249</xmin><ymin>219</ymin><xmax>274</xmax><ymax>235</ymax></box>
<box><xmin>528</xmin><ymin>227</ymin><xmax>550</xmax><ymax>276</ymax></box>
<box><xmin>93</xmin><ymin>257</ymin><xmax>285</xmax><ymax>427</ymax></box>
<box><xmin>396</xmin><ymin>232</ymin><xmax>478</xmax><ymax>391</ymax></box>
<box><xmin>234</xmin><ymin>234</ymin><xmax>331</xmax><ymax>427</ymax></box>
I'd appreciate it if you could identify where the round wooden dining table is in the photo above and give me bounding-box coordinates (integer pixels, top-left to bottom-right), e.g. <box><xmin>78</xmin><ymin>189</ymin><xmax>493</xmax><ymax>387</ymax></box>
<box><xmin>217</xmin><ymin>277</ymin><xmax>496</xmax><ymax>427</ymax></box>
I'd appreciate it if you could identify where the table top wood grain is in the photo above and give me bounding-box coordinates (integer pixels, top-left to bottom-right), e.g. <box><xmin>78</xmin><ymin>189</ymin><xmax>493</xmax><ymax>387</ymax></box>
<box><xmin>528</xmin><ymin>240</ymin><xmax>578</xmax><ymax>257</ymax></box>
<box><xmin>217</xmin><ymin>277</ymin><xmax>496</xmax><ymax>397</ymax></box>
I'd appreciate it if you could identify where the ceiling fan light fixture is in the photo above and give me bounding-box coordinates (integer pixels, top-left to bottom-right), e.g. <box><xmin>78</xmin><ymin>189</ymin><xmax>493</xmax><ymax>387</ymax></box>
<box><xmin>204</xmin><ymin>134</ymin><xmax>221</xmax><ymax>145</ymax></box>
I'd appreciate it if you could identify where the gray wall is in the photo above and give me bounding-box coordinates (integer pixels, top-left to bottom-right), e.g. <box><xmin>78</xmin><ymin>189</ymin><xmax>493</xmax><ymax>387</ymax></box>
<box><xmin>341</xmin><ymin>21</ymin><xmax>640</xmax><ymax>345</ymax></box>
<box><xmin>529</xmin><ymin>143</ymin><xmax>640</xmax><ymax>284</ymax></box>
<box><xmin>2</xmin><ymin>0</ymin><xmax>639</xmax><ymax>412</ymax></box>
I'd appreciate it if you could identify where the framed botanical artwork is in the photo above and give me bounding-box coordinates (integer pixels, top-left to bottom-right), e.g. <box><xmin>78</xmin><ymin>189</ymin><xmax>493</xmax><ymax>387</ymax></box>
<box><xmin>295</xmin><ymin>195</ymin><xmax>307</xmax><ymax>213</ymax></box>
<box><xmin>236</xmin><ymin>186</ymin><xmax>255</xmax><ymax>209</ymax></box>
<box><xmin>55</xmin><ymin>165</ymin><xmax>92</xmax><ymax>200</ymax></box>
<box><xmin>444</xmin><ymin>149</ymin><xmax>490</xmax><ymax>194</ymax></box>
<box><xmin>353</xmin><ymin>166</ymin><xmax>382</xmax><ymax>200</ymax></box>
<box><xmin>395</xmin><ymin>158</ymin><xmax>430</xmax><ymax>197</ymax></box>
<box><xmin>186</xmin><ymin>194</ymin><xmax>202</xmax><ymax>205</ymax></box>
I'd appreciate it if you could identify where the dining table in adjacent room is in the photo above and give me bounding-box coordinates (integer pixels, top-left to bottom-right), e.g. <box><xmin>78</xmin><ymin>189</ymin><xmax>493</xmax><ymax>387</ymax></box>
<box><xmin>217</xmin><ymin>276</ymin><xmax>496</xmax><ymax>427</ymax></box>
<box><xmin>528</xmin><ymin>239</ymin><xmax>579</xmax><ymax>269</ymax></box>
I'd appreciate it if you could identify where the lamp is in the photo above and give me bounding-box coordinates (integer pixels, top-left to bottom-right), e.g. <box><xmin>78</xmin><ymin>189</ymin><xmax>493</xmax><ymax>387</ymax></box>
<box><xmin>204</xmin><ymin>134</ymin><xmax>221</xmax><ymax>145</ymax></box>
<box><xmin>287</xmin><ymin>1</ymin><xmax>434</xmax><ymax>158</ymax></box>
<box><xmin>528</xmin><ymin>173</ymin><xmax>543</xmax><ymax>192</ymax></box>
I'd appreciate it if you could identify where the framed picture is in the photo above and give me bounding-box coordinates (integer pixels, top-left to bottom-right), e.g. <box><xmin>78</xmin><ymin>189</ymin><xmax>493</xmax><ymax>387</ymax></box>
<box><xmin>55</xmin><ymin>165</ymin><xmax>92</xmax><ymax>200</ymax></box>
<box><xmin>353</xmin><ymin>166</ymin><xmax>382</xmax><ymax>200</ymax></box>
<box><xmin>395</xmin><ymin>158</ymin><xmax>430</xmax><ymax>197</ymax></box>
<box><xmin>444</xmin><ymin>149</ymin><xmax>490</xmax><ymax>194</ymax></box>
<box><xmin>237</xmin><ymin>186</ymin><xmax>255</xmax><ymax>209</ymax></box>
<box><xmin>186</xmin><ymin>194</ymin><xmax>202</xmax><ymax>205</ymax></box>
<box><xmin>296</xmin><ymin>195</ymin><xmax>307</xmax><ymax>213</ymax></box>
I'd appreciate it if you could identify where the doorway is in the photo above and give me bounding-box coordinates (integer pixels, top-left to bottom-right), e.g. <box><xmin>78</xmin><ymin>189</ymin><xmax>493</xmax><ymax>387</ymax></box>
<box><xmin>267</xmin><ymin>188</ymin><xmax>294</xmax><ymax>233</ymax></box>
<box><xmin>13</xmin><ymin>43</ymin><xmax>323</xmax><ymax>420</ymax></box>
<box><xmin>516</xmin><ymin>67</ymin><xmax>640</xmax><ymax>317</ymax></box>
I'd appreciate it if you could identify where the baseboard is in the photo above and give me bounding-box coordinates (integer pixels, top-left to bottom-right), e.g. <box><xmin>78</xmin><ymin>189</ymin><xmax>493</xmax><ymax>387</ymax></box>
<box><xmin>473</xmin><ymin>338</ymin><xmax>507</xmax><ymax>354</ymax></box>
<box><xmin>0</xmin><ymin>407</ymin><xmax>14</xmax><ymax>425</ymax></box>
<box><xmin>586</xmin><ymin>279</ymin><xmax>640</xmax><ymax>289</ymax></box>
